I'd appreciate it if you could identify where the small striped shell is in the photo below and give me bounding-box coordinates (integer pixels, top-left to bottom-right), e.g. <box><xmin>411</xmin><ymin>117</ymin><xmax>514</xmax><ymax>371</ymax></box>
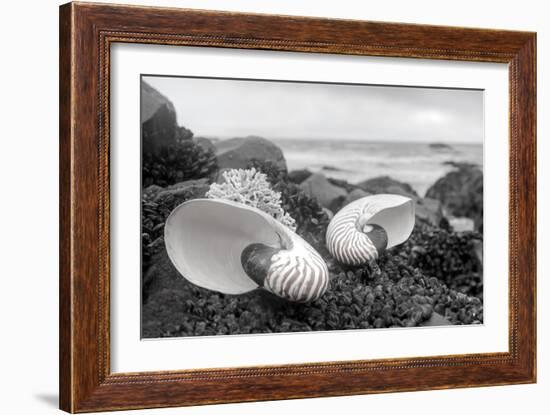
<box><xmin>165</xmin><ymin>198</ymin><xmax>329</xmax><ymax>302</ymax></box>
<box><xmin>326</xmin><ymin>194</ymin><xmax>415</xmax><ymax>265</ymax></box>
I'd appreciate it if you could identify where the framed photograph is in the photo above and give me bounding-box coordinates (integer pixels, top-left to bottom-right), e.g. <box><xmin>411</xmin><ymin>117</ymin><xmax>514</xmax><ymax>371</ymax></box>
<box><xmin>59</xmin><ymin>2</ymin><xmax>536</xmax><ymax>412</ymax></box>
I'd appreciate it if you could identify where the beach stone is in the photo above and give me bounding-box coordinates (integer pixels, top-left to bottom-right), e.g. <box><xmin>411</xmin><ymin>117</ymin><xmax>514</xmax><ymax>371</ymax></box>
<box><xmin>356</xmin><ymin>175</ymin><xmax>418</xmax><ymax>199</ymax></box>
<box><xmin>153</xmin><ymin>178</ymin><xmax>210</xmax><ymax>204</ymax></box>
<box><xmin>215</xmin><ymin>136</ymin><xmax>287</xmax><ymax>172</ymax></box>
<box><xmin>299</xmin><ymin>173</ymin><xmax>347</xmax><ymax>210</ymax></box>
<box><xmin>415</xmin><ymin>197</ymin><xmax>443</xmax><ymax>227</ymax></box>
<box><xmin>426</xmin><ymin>166</ymin><xmax>483</xmax><ymax>232</ymax></box>
<box><xmin>288</xmin><ymin>169</ymin><xmax>313</xmax><ymax>184</ymax></box>
<box><xmin>420</xmin><ymin>311</ymin><xmax>452</xmax><ymax>326</ymax></box>
<box><xmin>343</xmin><ymin>188</ymin><xmax>370</xmax><ymax>207</ymax></box>
<box><xmin>449</xmin><ymin>217</ymin><xmax>475</xmax><ymax>232</ymax></box>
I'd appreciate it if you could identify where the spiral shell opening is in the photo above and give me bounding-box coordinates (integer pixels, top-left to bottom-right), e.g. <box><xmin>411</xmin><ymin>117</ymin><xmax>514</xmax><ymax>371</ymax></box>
<box><xmin>326</xmin><ymin>194</ymin><xmax>415</xmax><ymax>265</ymax></box>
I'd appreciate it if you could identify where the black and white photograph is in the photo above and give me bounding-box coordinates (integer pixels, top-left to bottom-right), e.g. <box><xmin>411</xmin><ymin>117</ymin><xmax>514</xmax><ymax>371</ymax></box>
<box><xmin>140</xmin><ymin>75</ymin><xmax>484</xmax><ymax>338</ymax></box>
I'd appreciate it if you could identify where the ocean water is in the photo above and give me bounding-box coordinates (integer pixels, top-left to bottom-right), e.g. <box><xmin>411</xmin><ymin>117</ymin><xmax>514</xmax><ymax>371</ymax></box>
<box><xmin>272</xmin><ymin>139</ymin><xmax>483</xmax><ymax>197</ymax></box>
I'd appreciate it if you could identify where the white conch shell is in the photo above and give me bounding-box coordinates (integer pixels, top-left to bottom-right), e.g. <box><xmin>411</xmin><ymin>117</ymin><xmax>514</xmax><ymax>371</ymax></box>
<box><xmin>326</xmin><ymin>194</ymin><xmax>415</xmax><ymax>265</ymax></box>
<box><xmin>165</xmin><ymin>198</ymin><xmax>329</xmax><ymax>302</ymax></box>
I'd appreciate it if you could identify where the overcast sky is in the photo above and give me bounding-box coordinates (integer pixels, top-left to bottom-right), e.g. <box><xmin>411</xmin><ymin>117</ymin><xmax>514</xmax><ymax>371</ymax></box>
<box><xmin>143</xmin><ymin>75</ymin><xmax>483</xmax><ymax>143</ymax></box>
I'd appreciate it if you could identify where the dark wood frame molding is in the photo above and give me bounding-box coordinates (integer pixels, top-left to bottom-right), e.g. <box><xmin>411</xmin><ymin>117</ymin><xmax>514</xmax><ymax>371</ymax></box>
<box><xmin>59</xmin><ymin>2</ymin><xmax>536</xmax><ymax>412</ymax></box>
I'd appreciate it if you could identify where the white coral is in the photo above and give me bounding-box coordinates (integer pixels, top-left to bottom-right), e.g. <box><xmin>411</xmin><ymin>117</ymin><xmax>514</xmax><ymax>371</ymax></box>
<box><xmin>206</xmin><ymin>168</ymin><xmax>297</xmax><ymax>231</ymax></box>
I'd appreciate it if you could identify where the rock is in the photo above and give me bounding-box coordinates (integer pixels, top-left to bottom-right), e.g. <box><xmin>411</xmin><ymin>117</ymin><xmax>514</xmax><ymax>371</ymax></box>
<box><xmin>429</xmin><ymin>142</ymin><xmax>453</xmax><ymax>151</ymax></box>
<box><xmin>299</xmin><ymin>173</ymin><xmax>347</xmax><ymax>210</ymax></box>
<box><xmin>426</xmin><ymin>166</ymin><xmax>483</xmax><ymax>232</ymax></box>
<box><xmin>342</xmin><ymin>188</ymin><xmax>370</xmax><ymax>207</ymax></box>
<box><xmin>449</xmin><ymin>217</ymin><xmax>475</xmax><ymax>232</ymax></box>
<box><xmin>356</xmin><ymin>176</ymin><xmax>418</xmax><ymax>199</ymax></box>
<box><xmin>153</xmin><ymin>178</ymin><xmax>210</xmax><ymax>204</ymax></box>
<box><xmin>288</xmin><ymin>169</ymin><xmax>313</xmax><ymax>184</ymax></box>
<box><xmin>420</xmin><ymin>312</ymin><xmax>453</xmax><ymax>326</ymax></box>
<box><xmin>141</xmin><ymin>81</ymin><xmax>180</xmax><ymax>153</ymax></box>
<box><xmin>141</xmin><ymin>80</ymin><xmax>176</xmax><ymax>123</ymax></box>
<box><xmin>415</xmin><ymin>197</ymin><xmax>443</xmax><ymax>227</ymax></box>
<box><xmin>215</xmin><ymin>136</ymin><xmax>287</xmax><ymax>172</ymax></box>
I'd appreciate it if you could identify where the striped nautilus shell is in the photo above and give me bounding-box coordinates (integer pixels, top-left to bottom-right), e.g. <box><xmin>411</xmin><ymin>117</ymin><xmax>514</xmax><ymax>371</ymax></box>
<box><xmin>165</xmin><ymin>198</ymin><xmax>329</xmax><ymax>302</ymax></box>
<box><xmin>326</xmin><ymin>194</ymin><xmax>415</xmax><ymax>265</ymax></box>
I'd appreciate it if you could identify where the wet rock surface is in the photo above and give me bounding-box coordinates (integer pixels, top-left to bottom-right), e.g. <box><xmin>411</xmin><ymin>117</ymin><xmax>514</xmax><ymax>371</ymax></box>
<box><xmin>426</xmin><ymin>165</ymin><xmax>483</xmax><ymax>232</ymax></box>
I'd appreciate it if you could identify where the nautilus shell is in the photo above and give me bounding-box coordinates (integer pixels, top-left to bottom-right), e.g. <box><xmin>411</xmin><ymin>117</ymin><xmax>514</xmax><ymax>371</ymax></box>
<box><xmin>326</xmin><ymin>194</ymin><xmax>415</xmax><ymax>265</ymax></box>
<box><xmin>165</xmin><ymin>198</ymin><xmax>329</xmax><ymax>302</ymax></box>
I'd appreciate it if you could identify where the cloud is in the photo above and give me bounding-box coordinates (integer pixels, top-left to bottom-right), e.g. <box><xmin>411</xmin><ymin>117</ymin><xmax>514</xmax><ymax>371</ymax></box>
<box><xmin>143</xmin><ymin>76</ymin><xmax>483</xmax><ymax>143</ymax></box>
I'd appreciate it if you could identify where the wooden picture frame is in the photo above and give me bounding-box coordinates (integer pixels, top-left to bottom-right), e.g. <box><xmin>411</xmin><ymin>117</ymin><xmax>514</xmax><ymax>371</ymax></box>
<box><xmin>59</xmin><ymin>2</ymin><xmax>536</xmax><ymax>412</ymax></box>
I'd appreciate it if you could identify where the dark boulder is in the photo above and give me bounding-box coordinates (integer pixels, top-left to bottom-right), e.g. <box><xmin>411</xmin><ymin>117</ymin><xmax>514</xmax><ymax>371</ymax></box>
<box><xmin>141</xmin><ymin>80</ymin><xmax>194</xmax><ymax>155</ymax></box>
<box><xmin>215</xmin><ymin>136</ymin><xmax>287</xmax><ymax>172</ymax></box>
<box><xmin>299</xmin><ymin>173</ymin><xmax>347</xmax><ymax>211</ymax></box>
<box><xmin>356</xmin><ymin>175</ymin><xmax>418</xmax><ymax>199</ymax></box>
<box><xmin>141</xmin><ymin>81</ymin><xmax>179</xmax><ymax>152</ymax></box>
<box><xmin>288</xmin><ymin>169</ymin><xmax>313</xmax><ymax>184</ymax></box>
<box><xmin>426</xmin><ymin>166</ymin><xmax>483</xmax><ymax>232</ymax></box>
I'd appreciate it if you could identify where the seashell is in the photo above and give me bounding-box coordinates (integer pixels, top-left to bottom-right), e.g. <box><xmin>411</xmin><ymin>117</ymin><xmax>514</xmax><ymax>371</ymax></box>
<box><xmin>326</xmin><ymin>194</ymin><xmax>415</xmax><ymax>265</ymax></box>
<box><xmin>165</xmin><ymin>198</ymin><xmax>329</xmax><ymax>302</ymax></box>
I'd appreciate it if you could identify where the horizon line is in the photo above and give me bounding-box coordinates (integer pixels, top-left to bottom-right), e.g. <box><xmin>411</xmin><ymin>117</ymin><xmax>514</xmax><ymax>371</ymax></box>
<box><xmin>196</xmin><ymin>134</ymin><xmax>483</xmax><ymax>145</ymax></box>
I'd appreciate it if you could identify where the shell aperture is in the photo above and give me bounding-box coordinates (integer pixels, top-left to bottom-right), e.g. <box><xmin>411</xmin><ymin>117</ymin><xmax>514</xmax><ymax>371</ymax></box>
<box><xmin>360</xmin><ymin>223</ymin><xmax>388</xmax><ymax>256</ymax></box>
<box><xmin>241</xmin><ymin>243</ymin><xmax>282</xmax><ymax>286</ymax></box>
<box><xmin>165</xmin><ymin>198</ymin><xmax>329</xmax><ymax>302</ymax></box>
<box><xmin>326</xmin><ymin>194</ymin><xmax>415</xmax><ymax>265</ymax></box>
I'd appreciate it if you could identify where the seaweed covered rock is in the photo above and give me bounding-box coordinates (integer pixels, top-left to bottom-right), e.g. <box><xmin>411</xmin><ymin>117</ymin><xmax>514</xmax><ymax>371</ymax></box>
<box><xmin>153</xmin><ymin>179</ymin><xmax>210</xmax><ymax>203</ymax></box>
<box><xmin>273</xmin><ymin>180</ymin><xmax>331</xmax><ymax>255</ymax></box>
<box><xmin>141</xmin><ymin>246</ymin><xmax>482</xmax><ymax>338</ymax></box>
<box><xmin>398</xmin><ymin>222</ymin><xmax>483</xmax><ymax>298</ymax></box>
<box><xmin>356</xmin><ymin>175</ymin><xmax>419</xmax><ymax>199</ymax></box>
<box><xmin>142</xmin><ymin>140</ymin><xmax>217</xmax><ymax>187</ymax></box>
<box><xmin>426</xmin><ymin>166</ymin><xmax>483</xmax><ymax>232</ymax></box>
<box><xmin>299</xmin><ymin>173</ymin><xmax>347</xmax><ymax>211</ymax></box>
<box><xmin>141</xmin><ymin>179</ymin><xmax>210</xmax><ymax>281</ymax></box>
<box><xmin>215</xmin><ymin>136</ymin><xmax>287</xmax><ymax>172</ymax></box>
<box><xmin>193</xmin><ymin>136</ymin><xmax>216</xmax><ymax>153</ymax></box>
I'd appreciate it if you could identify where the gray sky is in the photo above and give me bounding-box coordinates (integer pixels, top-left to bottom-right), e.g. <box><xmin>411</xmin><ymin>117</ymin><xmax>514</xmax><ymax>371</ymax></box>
<box><xmin>143</xmin><ymin>75</ymin><xmax>483</xmax><ymax>143</ymax></box>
